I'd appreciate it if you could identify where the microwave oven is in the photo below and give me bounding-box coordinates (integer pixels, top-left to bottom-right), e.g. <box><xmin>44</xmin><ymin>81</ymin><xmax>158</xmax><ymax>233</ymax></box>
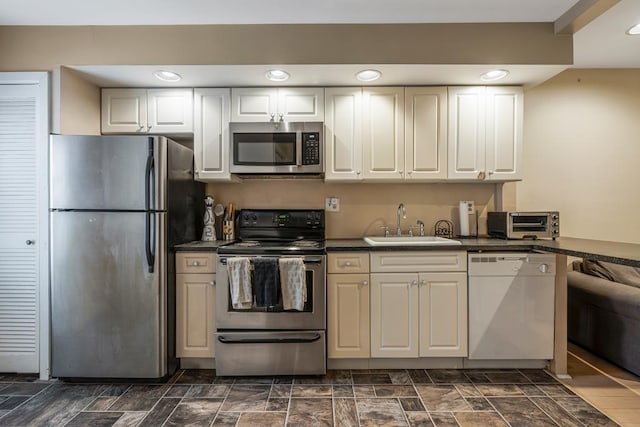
<box><xmin>487</xmin><ymin>211</ymin><xmax>560</xmax><ymax>240</ymax></box>
<box><xmin>230</xmin><ymin>122</ymin><xmax>323</xmax><ymax>175</ymax></box>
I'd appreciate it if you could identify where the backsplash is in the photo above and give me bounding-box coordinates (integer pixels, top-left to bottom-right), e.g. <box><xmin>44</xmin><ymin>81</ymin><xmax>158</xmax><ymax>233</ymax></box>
<box><xmin>207</xmin><ymin>181</ymin><xmax>499</xmax><ymax>239</ymax></box>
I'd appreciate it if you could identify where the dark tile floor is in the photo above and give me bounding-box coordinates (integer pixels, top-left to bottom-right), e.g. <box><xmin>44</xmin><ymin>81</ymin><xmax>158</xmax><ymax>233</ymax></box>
<box><xmin>0</xmin><ymin>369</ymin><xmax>619</xmax><ymax>426</ymax></box>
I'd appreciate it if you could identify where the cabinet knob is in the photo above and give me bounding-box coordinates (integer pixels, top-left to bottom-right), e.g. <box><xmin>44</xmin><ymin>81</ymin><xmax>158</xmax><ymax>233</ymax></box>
<box><xmin>408</xmin><ymin>171</ymin><xmax>413</xmax><ymax>175</ymax></box>
<box><xmin>361</xmin><ymin>280</ymin><xmax>368</xmax><ymax>286</ymax></box>
<box><xmin>398</xmin><ymin>170</ymin><xmax>403</xmax><ymax>175</ymax></box>
<box><xmin>344</xmin><ymin>261</ymin><xmax>352</xmax><ymax>267</ymax></box>
<box><xmin>192</xmin><ymin>261</ymin><xmax>200</xmax><ymax>266</ymax></box>
<box><xmin>356</xmin><ymin>171</ymin><xmax>361</xmax><ymax>175</ymax></box>
<box><xmin>420</xmin><ymin>279</ymin><xmax>426</xmax><ymax>285</ymax></box>
<box><xmin>539</xmin><ymin>264</ymin><xmax>549</xmax><ymax>273</ymax></box>
<box><xmin>410</xmin><ymin>279</ymin><xmax>418</xmax><ymax>286</ymax></box>
<box><xmin>477</xmin><ymin>171</ymin><xmax>487</xmax><ymax>180</ymax></box>
<box><xmin>270</xmin><ymin>113</ymin><xmax>275</xmax><ymax>122</ymax></box>
<box><xmin>147</xmin><ymin>125</ymin><xmax>152</xmax><ymax>131</ymax></box>
<box><xmin>210</xmin><ymin>280</ymin><xmax>216</xmax><ymax>286</ymax></box>
<box><xmin>25</xmin><ymin>240</ymin><xmax>35</xmax><ymax>245</ymax></box>
<box><xmin>279</xmin><ymin>113</ymin><xmax>284</xmax><ymax>122</ymax></box>
<box><xmin>488</xmin><ymin>170</ymin><xmax>495</xmax><ymax>175</ymax></box>
<box><xmin>137</xmin><ymin>125</ymin><xmax>144</xmax><ymax>131</ymax></box>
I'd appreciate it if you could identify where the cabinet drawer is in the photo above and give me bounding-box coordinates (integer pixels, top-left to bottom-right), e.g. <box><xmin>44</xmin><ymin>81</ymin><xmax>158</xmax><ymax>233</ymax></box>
<box><xmin>176</xmin><ymin>252</ymin><xmax>216</xmax><ymax>274</ymax></box>
<box><xmin>371</xmin><ymin>251</ymin><xmax>467</xmax><ymax>273</ymax></box>
<box><xmin>328</xmin><ymin>252</ymin><xmax>370</xmax><ymax>274</ymax></box>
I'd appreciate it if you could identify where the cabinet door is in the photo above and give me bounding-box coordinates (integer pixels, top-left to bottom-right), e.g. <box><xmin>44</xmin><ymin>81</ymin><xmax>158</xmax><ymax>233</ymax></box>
<box><xmin>485</xmin><ymin>86</ymin><xmax>523</xmax><ymax>181</ymax></box>
<box><xmin>328</xmin><ymin>274</ymin><xmax>370</xmax><ymax>358</ymax></box>
<box><xmin>194</xmin><ymin>88</ymin><xmax>232</xmax><ymax>181</ymax></box>
<box><xmin>278</xmin><ymin>87</ymin><xmax>324</xmax><ymax>122</ymax></box>
<box><xmin>447</xmin><ymin>86</ymin><xmax>486</xmax><ymax>180</ymax></box>
<box><xmin>370</xmin><ymin>273</ymin><xmax>419</xmax><ymax>358</ymax></box>
<box><xmin>324</xmin><ymin>88</ymin><xmax>363</xmax><ymax>181</ymax></box>
<box><xmin>101</xmin><ymin>88</ymin><xmax>147</xmax><ymax>133</ymax></box>
<box><xmin>419</xmin><ymin>272</ymin><xmax>468</xmax><ymax>357</ymax></box>
<box><xmin>147</xmin><ymin>89</ymin><xmax>193</xmax><ymax>134</ymax></box>
<box><xmin>362</xmin><ymin>87</ymin><xmax>405</xmax><ymax>181</ymax></box>
<box><xmin>176</xmin><ymin>273</ymin><xmax>216</xmax><ymax>358</ymax></box>
<box><xmin>231</xmin><ymin>88</ymin><xmax>277</xmax><ymax>122</ymax></box>
<box><xmin>405</xmin><ymin>87</ymin><xmax>447</xmax><ymax>180</ymax></box>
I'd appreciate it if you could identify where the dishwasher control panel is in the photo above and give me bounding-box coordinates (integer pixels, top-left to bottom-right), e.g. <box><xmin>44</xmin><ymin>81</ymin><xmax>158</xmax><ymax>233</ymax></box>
<box><xmin>468</xmin><ymin>253</ymin><xmax>556</xmax><ymax>276</ymax></box>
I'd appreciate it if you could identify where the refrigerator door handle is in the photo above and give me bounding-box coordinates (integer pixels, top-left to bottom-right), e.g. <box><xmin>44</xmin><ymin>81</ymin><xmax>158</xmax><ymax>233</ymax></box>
<box><xmin>144</xmin><ymin>138</ymin><xmax>156</xmax><ymax>273</ymax></box>
<box><xmin>145</xmin><ymin>212</ymin><xmax>155</xmax><ymax>273</ymax></box>
<box><xmin>145</xmin><ymin>139</ymin><xmax>155</xmax><ymax>211</ymax></box>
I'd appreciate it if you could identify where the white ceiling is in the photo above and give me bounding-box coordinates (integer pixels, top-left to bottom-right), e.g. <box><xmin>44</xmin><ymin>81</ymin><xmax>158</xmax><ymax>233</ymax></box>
<box><xmin>3</xmin><ymin>0</ymin><xmax>640</xmax><ymax>87</ymax></box>
<box><xmin>0</xmin><ymin>0</ymin><xmax>580</xmax><ymax>25</ymax></box>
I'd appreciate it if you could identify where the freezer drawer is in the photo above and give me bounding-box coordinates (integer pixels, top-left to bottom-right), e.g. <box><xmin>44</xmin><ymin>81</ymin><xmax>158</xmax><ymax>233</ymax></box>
<box><xmin>215</xmin><ymin>331</ymin><xmax>326</xmax><ymax>376</ymax></box>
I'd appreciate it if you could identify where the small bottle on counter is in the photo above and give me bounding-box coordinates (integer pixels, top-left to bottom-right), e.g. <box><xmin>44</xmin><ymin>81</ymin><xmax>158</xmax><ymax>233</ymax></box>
<box><xmin>201</xmin><ymin>195</ymin><xmax>216</xmax><ymax>241</ymax></box>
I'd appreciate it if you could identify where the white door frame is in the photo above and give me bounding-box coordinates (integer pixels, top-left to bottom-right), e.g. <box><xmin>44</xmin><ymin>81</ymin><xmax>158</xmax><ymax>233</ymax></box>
<box><xmin>0</xmin><ymin>72</ymin><xmax>50</xmax><ymax>380</ymax></box>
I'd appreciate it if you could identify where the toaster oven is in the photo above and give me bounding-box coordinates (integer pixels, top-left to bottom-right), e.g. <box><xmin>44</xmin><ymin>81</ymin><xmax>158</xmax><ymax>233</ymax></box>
<box><xmin>487</xmin><ymin>211</ymin><xmax>559</xmax><ymax>240</ymax></box>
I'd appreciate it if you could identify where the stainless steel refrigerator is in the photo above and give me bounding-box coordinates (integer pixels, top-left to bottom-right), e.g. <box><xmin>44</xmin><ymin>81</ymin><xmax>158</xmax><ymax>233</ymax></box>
<box><xmin>49</xmin><ymin>135</ymin><xmax>203</xmax><ymax>379</ymax></box>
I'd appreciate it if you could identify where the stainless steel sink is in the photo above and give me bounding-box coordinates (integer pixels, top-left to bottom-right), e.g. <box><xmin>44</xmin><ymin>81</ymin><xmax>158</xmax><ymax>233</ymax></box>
<box><xmin>364</xmin><ymin>236</ymin><xmax>462</xmax><ymax>246</ymax></box>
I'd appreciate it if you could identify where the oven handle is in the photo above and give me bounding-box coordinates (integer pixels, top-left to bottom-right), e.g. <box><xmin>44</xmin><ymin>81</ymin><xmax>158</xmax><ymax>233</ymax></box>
<box><xmin>217</xmin><ymin>333</ymin><xmax>322</xmax><ymax>344</ymax></box>
<box><xmin>218</xmin><ymin>256</ymin><xmax>324</xmax><ymax>265</ymax></box>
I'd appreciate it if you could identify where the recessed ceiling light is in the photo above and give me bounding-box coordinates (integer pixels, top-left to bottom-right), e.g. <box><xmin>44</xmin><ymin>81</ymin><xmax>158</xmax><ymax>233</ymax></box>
<box><xmin>356</xmin><ymin>69</ymin><xmax>382</xmax><ymax>82</ymax></box>
<box><xmin>480</xmin><ymin>69</ymin><xmax>509</xmax><ymax>82</ymax></box>
<box><xmin>153</xmin><ymin>70</ymin><xmax>182</xmax><ymax>82</ymax></box>
<box><xmin>626</xmin><ymin>23</ymin><xmax>640</xmax><ymax>35</ymax></box>
<box><xmin>265</xmin><ymin>69</ymin><xmax>290</xmax><ymax>82</ymax></box>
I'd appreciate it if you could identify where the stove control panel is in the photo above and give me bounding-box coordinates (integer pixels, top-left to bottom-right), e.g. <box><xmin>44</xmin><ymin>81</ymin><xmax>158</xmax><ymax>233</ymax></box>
<box><xmin>239</xmin><ymin>209</ymin><xmax>325</xmax><ymax>229</ymax></box>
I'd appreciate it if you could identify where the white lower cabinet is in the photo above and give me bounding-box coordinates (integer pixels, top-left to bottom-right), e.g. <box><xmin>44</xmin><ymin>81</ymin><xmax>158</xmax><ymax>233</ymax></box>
<box><xmin>370</xmin><ymin>252</ymin><xmax>468</xmax><ymax>358</ymax></box>
<box><xmin>176</xmin><ymin>253</ymin><xmax>216</xmax><ymax>358</ymax></box>
<box><xmin>327</xmin><ymin>274</ymin><xmax>370</xmax><ymax>358</ymax></box>
<box><xmin>327</xmin><ymin>253</ymin><xmax>370</xmax><ymax>358</ymax></box>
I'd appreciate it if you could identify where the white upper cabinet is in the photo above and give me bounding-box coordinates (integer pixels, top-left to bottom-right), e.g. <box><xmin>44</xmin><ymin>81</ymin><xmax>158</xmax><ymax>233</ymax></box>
<box><xmin>405</xmin><ymin>87</ymin><xmax>448</xmax><ymax>181</ymax></box>
<box><xmin>193</xmin><ymin>88</ymin><xmax>232</xmax><ymax>182</ymax></box>
<box><xmin>362</xmin><ymin>87</ymin><xmax>405</xmax><ymax>181</ymax></box>
<box><xmin>447</xmin><ymin>86</ymin><xmax>522</xmax><ymax>181</ymax></box>
<box><xmin>102</xmin><ymin>88</ymin><xmax>193</xmax><ymax>134</ymax></box>
<box><xmin>231</xmin><ymin>88</ymin><xmax>324</xmax><ymax>122</ymax></box>
<box><xmin>324</xmin><ymin>88</ymin><xmax>363</xmax><ymax>181</ymax></box>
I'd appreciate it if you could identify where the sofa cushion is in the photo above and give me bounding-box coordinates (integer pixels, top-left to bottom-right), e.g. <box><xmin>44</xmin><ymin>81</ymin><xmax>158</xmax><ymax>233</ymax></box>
<box><xmin>582</xmin><ymin>259</ymin><xmax>640</xmax><ymax>289</ymax></box>
<box><xmin>567</xmin><ymin>270</ymin><xmax>640</xmax><ymax>321</ymax></box>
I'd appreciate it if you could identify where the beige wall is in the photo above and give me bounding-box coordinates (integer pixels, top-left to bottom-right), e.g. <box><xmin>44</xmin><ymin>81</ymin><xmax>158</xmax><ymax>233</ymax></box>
<box><xmin>53</xmin><ymin>66</ymin><xmax>101</xmax><ymax>135</ymax></box>
<box><xmin>518</xmin><ymin>69</ymin><xmax>640</xmax><ymax>244</ymax></box>
<box><xmin>0</xmin><ymin>23</ymin><xmax>571</xmax><ymax>71</ymax></box>
<box><xmin>207</xmin><ymin>181</ymin><xmax>497</xmax><ymax>239</ymax></box>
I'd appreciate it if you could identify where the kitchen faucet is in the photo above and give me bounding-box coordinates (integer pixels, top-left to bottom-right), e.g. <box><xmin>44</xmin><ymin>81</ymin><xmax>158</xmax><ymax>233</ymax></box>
<box><xmin>396</xmin><ymin>203</ymin><xmax>406</xmax><ymax>236</ymax></box>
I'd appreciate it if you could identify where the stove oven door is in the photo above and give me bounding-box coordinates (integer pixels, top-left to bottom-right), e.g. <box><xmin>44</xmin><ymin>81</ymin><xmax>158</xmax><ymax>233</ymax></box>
<box><xmin>215</xmin><ymin>255</ymin><xmax>326</xmax><ymax>330</ymax></box>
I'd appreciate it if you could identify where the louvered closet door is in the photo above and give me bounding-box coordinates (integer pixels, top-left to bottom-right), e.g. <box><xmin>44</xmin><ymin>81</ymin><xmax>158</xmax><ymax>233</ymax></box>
<box><xmin>0</xmin><ymin>83</ymin><xmax>40</xmax><ymax>372</ymax></box>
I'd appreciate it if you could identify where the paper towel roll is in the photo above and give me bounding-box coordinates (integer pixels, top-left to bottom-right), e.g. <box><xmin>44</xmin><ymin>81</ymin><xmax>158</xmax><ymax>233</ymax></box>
<box><xmin>459</xmin><ymin>201</ymin><xmax>470</xmax><ymax>236</ymax></box>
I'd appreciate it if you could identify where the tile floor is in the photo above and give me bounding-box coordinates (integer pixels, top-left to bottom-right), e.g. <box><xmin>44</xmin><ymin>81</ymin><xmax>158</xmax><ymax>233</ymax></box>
<box><xmin>0</xmin><ymin>364</ymin><xmax>623</xmax><ymax>426</ymax></box>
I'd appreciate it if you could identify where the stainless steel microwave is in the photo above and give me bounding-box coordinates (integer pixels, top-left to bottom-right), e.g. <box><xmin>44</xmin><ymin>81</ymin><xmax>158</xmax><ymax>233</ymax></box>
<box><xmin>487</xmin><ymin>211</ymin><xmax>559</xmax><ymax>240</ymax></box>
<box><xmin>230</xmin><ymin>122</ymin><xmax>323</xmax><ymax>175</ymax></box>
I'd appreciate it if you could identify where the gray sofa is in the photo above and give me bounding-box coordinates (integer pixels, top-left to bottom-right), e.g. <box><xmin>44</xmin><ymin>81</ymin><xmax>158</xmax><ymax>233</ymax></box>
<box><xmin>567</xmin><ymin>259</ymin><xmax>640</xmax><ymax>376</ymax></box>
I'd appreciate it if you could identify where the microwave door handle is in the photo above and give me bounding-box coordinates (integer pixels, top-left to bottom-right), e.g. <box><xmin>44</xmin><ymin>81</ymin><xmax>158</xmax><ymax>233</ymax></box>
<box><xmin>296</xmin><ymin>132</ymin><xmax>302</xmax><ymax>166</ymax></box>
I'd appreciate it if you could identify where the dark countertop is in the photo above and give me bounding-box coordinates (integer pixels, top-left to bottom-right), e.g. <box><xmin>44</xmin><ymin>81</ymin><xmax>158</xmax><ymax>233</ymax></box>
<box><xmin>175</xmin><ymin>237</ymin><xmax>640</xmax><ymax>267</ymax></box>
<box><xmin>174</xmin><ymin>240</ymin><xmax>233</xmax><ymax>251</ymax></box>
<box><xmin>326</xmin><ymin>237</ymin><xmax>640</xmax><ymax>267</ymax></box>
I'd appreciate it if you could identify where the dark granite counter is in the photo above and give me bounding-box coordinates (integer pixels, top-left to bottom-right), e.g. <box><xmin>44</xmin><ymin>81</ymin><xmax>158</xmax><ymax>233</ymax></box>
<box><xmin>174</xmin><ymin>240</ymin><xmax>233</xmax><ymax>251</ymax></box>
<box><xmin>174</xmin><ymin>237</ymin><xmax>640</xmax><ymax>267</ymax></box>
<box><xmin>326</xmin><ymin>237</ymin><xmax>640</xmax><ymax>267</ymax></box>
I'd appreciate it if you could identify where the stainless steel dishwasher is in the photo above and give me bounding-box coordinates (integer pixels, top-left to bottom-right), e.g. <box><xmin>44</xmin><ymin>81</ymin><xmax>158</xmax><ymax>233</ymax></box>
<box><xmin>468</xmin><ymin>252</ymin><xmax>556</xmax><ymax>360</ymax></box>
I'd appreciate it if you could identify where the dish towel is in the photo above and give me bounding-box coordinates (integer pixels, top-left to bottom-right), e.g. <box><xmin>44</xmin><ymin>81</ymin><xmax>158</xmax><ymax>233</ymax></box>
<box><xmin>253</xmin><ymin>258</ymin><xmax>280</xmax><ymax>307</ymax></box>
<box><xmin>226</xmin><ymin>257</ymin><xmax>252</xmax><ymax>309</ymax></box>
<box><xmin>278</xmin><ymin>258</ymin><xmax>306</xmax><ymax>311</ymax></box>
